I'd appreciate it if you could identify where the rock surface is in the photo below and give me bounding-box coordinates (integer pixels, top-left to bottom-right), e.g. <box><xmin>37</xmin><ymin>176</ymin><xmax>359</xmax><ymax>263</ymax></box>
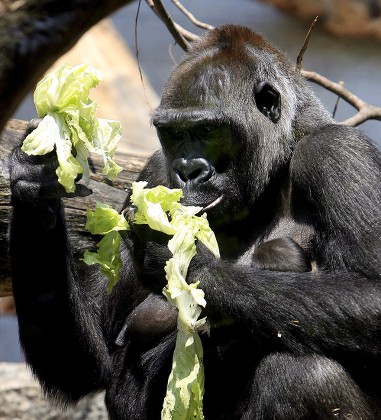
<box><xmin>0</xmin><ymin>363</ymin><xmax>108</xmax><ymax>419</ymax></box>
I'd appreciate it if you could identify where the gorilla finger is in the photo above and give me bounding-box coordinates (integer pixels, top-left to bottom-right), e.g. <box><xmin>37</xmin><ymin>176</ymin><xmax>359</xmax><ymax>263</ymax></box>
<box><xmin>122</xmin><ymin>205</ymin><xmax>137</xmax><ymax>224</ymax></box>
<box><xmin>12</xmin><ymin>179</ymin><xmax>63</xmax><ymax>202</ymax></box>
<box><xmin>131</xmin><ymin>222</ymin><xmax>171</xmax><ymax>245</ymax></box>
<box><xmin>41</xmin><ymin>182</ymin><xmax>93</xmax><ymax>199</ymax></box>
<box><xmin>12</xmin><ymin>146</ymin><xmax>58</xmax><ymax>173</ymax></box>
<box><xmin>66</xmin><ymin>184</ymin><xmax>93</xmax><ymax>198</ymax></box>
<box><xmin>11</xmin><ymin>180</ymin><xmax>43</xmax><ymax>202</ymax></box>
<box><xmin>25</xmin><ymin>118</ymin><xmax>43</xmax><ymax>136</ymax></box>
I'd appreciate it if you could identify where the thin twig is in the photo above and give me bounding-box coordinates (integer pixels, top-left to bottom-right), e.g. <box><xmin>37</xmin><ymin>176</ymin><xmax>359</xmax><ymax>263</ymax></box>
<box><xmin>171</xmin><ymin>0</ymin><xmax>214</xmax><ymax>30</ymax></box>
<box><xmin>332</xmin><ymin>80</ymin><xmax>344</xmax><ymax>119</ymax></box>
<box><xmin>173</xmin><ymin>22</ymin><xmax>201</xmax><ymax>43</ymax></box>
<box><xmin>296</xmin><ymin>16</ymin><xmax>319</xmax><ymax>72</ymax></box>
<box><xmin>135</xmin><ymin>0</ymin><xmax>154</xmax><ymax>112</ymax></box>
<box><xmin>168</xmin><ymin>43</ymin><xmax>177</xmax><ymax>65</ymax></box>
<box><xmin>145</xmin><ymin>0</ymin><xmax>200</xmax><ymax>46</ymax></box>
<box><xmin>149</xmin><ymin>0</ymin><xmax>190</xmax><ymax>50</ymax></box>
<box><xmin>302</xmin><ymin>70</ymin><xmax>381</xmax><ymax>126</ymax></box>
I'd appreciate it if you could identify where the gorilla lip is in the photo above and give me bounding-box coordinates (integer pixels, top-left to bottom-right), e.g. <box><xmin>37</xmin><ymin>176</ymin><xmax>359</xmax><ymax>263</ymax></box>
<box><xmin>202</xmin><ymin>195</ymin><xmax>224</xmax><ymax>212</ymax></box>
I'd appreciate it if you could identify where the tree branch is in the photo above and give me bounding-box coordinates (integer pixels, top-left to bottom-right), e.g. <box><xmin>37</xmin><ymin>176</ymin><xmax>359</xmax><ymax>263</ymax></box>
<box><xmin>146</xmin><ymin>0</ymin><xmax>190</xmax><ymax>50</ymax></box>
<box><xmin>0</xmin><ymin>0</ymin><xmax>135</xmax><ymax>133</ymax></box>
<box><xmin>301</xmin><ymin>70</ymin><xmax>381</xmax><ymax>126</ymax></box>
<box><xmin>171</xmin><ymin>0</ymin><xmax>214</xmax><ymax>31</ymax></box>
<box><xmin>173</xmin><ymin>23</ymin><xmax>201</xmax><ymax>43</ymax></box>
<box><xmin>145</xmin><ymin>3</ymin><xmax>380</xmax><ymax>128</ymax></box>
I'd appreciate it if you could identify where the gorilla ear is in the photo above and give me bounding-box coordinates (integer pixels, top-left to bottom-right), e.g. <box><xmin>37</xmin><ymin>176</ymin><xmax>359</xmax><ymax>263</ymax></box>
<box><xmin>254</xmin><ymin>82</ymin><xmax>281</xmax><ymax>123</ymax></box>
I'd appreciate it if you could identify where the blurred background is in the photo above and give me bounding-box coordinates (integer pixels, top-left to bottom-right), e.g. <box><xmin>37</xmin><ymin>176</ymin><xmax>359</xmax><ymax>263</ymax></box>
<box><xmin>2</xmin><ymin>0</ymin><xmax>381</xmax><ymax>361</ymax></box>
<box><xmin>13</xmin><ymin>0</ymin><xmax>381</xmax><ymax>146</ymax></box>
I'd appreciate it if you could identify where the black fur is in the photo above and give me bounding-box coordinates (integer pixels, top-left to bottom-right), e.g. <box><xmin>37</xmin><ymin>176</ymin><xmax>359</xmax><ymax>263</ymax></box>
<box><xmin>9</xmin><ymin>25</ymin><xmax>381</xmax><ymax>419</ymax></box>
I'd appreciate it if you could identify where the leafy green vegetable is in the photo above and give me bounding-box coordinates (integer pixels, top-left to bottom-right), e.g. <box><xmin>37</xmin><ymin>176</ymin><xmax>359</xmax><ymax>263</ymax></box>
<box><xmin>131</xmin><ymin>182</ymin><xmax>183</xmax><ymax>235</ymax></box>
<box><xmin>83</xmin><ymin>203</ymin><xmax>130</xmax><ymax>293</ymax></box>
<box><xmin>161</xmin><ymin>201</ymin><xmax>219</xmax><ymax>420</ymax></box>
<box><xmin>21</xmin><ymin>64</ymin><xmax>122</xmax><ymax>193</ymax></box>
<box><xmin>161</xmin><ymin>327</ymin><xmax>205</xmax><ymax>419</ymax></box>
<box><xmin>85</xmin><ymin>202</ymin><xmax>130</xmax><ymax>235</ymax></box>
<box><xmin>83</xmin><ymin>181</ymin><xmax>220</xmax><ymax>419</ymax></box>
<box><xmin>131</xmin><ymin>182</ymin><xmax>219</xmax><ymax>419</ymax></box>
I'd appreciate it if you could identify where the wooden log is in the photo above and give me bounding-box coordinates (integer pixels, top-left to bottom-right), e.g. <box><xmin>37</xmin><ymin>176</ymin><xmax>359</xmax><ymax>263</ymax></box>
<box><xmin>0</xmin><ymin>120</ymin><xmax>149</xmax><ymax>297</ymax></box>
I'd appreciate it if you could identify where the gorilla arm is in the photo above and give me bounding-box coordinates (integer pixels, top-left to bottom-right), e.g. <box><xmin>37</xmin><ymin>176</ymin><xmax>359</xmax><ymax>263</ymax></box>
<box><xmin>9</xmin><ymin>146</ymin><xmax>113</xmax><ymax>403</ymax></box>
<box><xmin>189</xmin><ymin>253</ymin><xmax>381</xmax><ymax>359</ymax></box>
<box><xmin>190</xmin><ymin>124</ymin><xmax>381</xmax><ymax>364</ymax></box>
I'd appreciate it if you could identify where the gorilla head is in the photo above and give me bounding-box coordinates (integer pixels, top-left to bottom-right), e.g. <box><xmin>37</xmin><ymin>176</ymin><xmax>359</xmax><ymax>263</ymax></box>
<box><xmin>151</xmin><ymin>25</ymin><xmax>331</xmax><ymax>234</ymax></box>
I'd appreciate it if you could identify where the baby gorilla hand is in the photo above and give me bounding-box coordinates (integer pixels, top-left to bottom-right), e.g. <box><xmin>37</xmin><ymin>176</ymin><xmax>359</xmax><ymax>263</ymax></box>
<box><xmin>115</xmin><ymin>293</ymin><xmax>177</xmax><ymax>349</ymax></box>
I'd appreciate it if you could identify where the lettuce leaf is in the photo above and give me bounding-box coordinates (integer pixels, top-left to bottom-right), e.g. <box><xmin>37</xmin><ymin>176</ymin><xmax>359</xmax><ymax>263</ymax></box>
<box><xmin>131</xmin><ymin>181</ymin><xmax>183</xmax><ymax>235</ymax></box>
<box><xmin>83</xmin><ymin>231</ymin><xmax>124</xmax><ymax>294</ymax></box>
<box><xmin>85</xmin><ymin>202</ymin><xmax>130</xmax><ymax>235</ymax></box>
<box><xmin>83</xmin><ymin>203</ymin><xmax>130</xmax><ymax>292</ymax></box>
<box><xmin>160</xmin><ymin>208</ymin><xmax>218</xmax><ymax>420</ymax></box>
<box><xmin>83</xmin><ymin>182</ymin><xmax>220</xmax><ymax>419</ymax></box>
<box><xmin>161</xmin><ymin>330</ymin><xmax>205</xmax><ymax>420</ymax></box>
<box><xmin>21</xmin><ymin>64</ymin><xmax>122</xmax><ymax>193</ymax></box>
<box><xmin>129</xmin><ymin>182</ymin><xmax>219</xmax><ymax>420</ymax></box>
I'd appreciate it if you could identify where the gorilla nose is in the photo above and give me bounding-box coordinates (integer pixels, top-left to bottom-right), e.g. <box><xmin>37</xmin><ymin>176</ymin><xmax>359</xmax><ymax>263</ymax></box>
<box><xmin>172</xmin><ymin>157</ymin><xmax>213</xmax><ymax>185</ymax></box>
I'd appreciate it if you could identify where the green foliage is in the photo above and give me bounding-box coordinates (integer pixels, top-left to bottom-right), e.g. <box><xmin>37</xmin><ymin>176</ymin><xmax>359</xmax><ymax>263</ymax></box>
<box><xmin>84</xmin><ymin>182</ymin><xmax>220</xmax><ymax>419</ymax></box>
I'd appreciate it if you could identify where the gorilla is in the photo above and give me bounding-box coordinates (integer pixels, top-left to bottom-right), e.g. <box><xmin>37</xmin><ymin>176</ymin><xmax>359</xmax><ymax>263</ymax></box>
<box><xmin>9</xmin><ymin>25</ymin><xmax>381</xmax><ymax>419</ymax></box>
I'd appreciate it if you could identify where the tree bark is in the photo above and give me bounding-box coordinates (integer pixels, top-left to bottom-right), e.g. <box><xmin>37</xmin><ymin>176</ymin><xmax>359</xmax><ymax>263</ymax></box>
<box><xmin>0</xmin><ymin>120</ymin><xmax>148</xmax><ymax>297</ymax></box>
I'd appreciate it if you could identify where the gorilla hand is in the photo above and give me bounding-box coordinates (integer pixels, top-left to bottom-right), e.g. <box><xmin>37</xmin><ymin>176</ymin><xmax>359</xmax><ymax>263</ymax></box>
<box><xmin>10</xmin><ymin>120</ymin><xmax>92</xmax><ymax>203</ymax></box>
<box><xmin>186</xmin><ymin>241</ymin><xmax>218</xmax><ymax>284</ymax></box>
<box><xmin>9</xmin><ymin>120</ymin><xmax>92</xmax><ymax>231</ymax></box>
<box><xmin>125</xmin><ymin>205</ymin><xmax>172</xmax><ymax>293</ymax></box>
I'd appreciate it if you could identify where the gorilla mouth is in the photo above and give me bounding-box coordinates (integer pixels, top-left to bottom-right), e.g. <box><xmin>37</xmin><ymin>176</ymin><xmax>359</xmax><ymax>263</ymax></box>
<box><xmin>180</xmin><ymin>187</ymin><xmax>224</xmax><ymax>213</ymax></box>
<box><xmin>202</xmin><ymin>195</ymin><xmax>224</xmax><ymax>212</ymax></box>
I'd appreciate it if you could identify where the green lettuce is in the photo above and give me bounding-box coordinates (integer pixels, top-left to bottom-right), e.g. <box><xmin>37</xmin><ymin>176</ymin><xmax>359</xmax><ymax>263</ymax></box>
<box><xmin>130</xmin><ymin>182</ymin><xmax>219</xmax><ymax>420</ymax></box>
<box><xmin>21</xmin><ymin>64</ymin><xmax>122</xmax><ymax>193</ymax></box>
<box><xmin>85</xmin><ymin>202</ymin><xmax>130</xmax><ymax>235</ymax></box>
<box><xmin>130</xmin><ymin>181</ymin><xmax>183</xmax><ymax>235</ymax></box>
<box><xmin>83</xmin><ymin>182</ymin><xmax>220</xmax><ymax>419</ymax></box>
<box><xmin>83</xmin><ymin>203</ymin><xmax>130</xmax><ymax>293</ymax></box>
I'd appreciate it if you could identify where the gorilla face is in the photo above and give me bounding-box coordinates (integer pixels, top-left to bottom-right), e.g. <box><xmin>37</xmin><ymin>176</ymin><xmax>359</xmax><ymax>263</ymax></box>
<box><xmin>153</xmin><ymin>114</ymin><xmax>243</xmax><ymax>222</ymax></box>
<box><xmin>152</xmin><ymin>88</ymin><xmax>283</xmax><ymax>230</ymax></box>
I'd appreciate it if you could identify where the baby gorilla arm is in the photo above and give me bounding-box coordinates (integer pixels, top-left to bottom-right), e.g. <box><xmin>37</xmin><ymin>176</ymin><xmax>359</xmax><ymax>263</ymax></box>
<box><xmin>251</xmin><ymin>237</ymin><xmax>311</xmax><ymax>272</ymax></box>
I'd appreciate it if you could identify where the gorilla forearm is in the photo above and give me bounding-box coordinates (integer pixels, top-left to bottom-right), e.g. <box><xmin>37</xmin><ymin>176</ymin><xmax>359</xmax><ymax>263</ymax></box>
<box><xmin>190</xmin><ymin>260</ymin><xmax>381</xmax><ymax>358</ymax></box>
<box><xmin>10</xmin><ymin>194</ymin><xmax>110</xmax><ymax>401</ymax></box>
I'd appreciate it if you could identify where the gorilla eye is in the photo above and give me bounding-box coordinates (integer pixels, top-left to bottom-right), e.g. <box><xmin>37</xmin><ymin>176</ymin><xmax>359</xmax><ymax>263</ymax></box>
<box><xmin>158</xmin><ymin>127</ymin><xmax>184</xmax><ymax>151</ymax></box>
<box><xmin>254</xmin><ymin>82</ymin><xmax>281</xmax><ymax>123</ymax></box>
<box><xmin>193</xmin><ymin>125</ymin><xmax>217</xmax><ymax>141</ymax></box>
